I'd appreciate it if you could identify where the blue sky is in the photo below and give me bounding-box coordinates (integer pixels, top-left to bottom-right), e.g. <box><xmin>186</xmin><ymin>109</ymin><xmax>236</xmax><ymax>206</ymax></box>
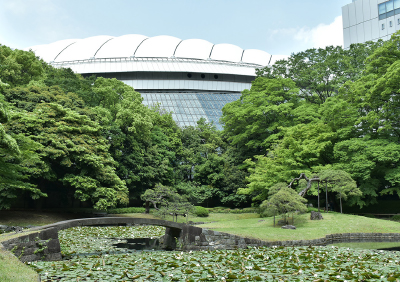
<box><xmin>0</xmin><ymin>0</ymin><xmax>350</xmax><ymax>56</ymax></box>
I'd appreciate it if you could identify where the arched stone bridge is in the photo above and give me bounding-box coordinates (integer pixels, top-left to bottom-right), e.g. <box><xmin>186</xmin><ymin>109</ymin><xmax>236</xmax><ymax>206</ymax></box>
<box><xmin>29</xmin><ymin>217</ymin><xmax>203</xmax><ymax>250</ymax></box>
<box><xmin>2</xmin><ymin>217</ymin><xmax>204</xmax><ymax>262</ymax></box>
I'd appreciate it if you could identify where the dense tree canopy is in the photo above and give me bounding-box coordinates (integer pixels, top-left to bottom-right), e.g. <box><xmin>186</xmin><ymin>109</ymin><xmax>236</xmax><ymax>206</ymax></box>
<box><xmin>0</xmin><ymin>36</ymin><xmax>398</xmax><ymax>211</ymax></box>
<box><xmin>226</xmin><ymin>35</ymin><xmax>399</xmax><ymax>207</ymax></box>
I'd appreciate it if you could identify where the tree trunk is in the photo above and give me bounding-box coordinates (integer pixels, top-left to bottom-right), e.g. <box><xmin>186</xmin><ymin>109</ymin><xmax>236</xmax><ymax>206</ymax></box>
<box><xmin>325</xmin><ymin>182</ymin><xmax>328</xmax><ymax>213</ymax></box>
<box><xmin>145</xmin><ymin>201</ymin><xmax>150</xmax><ymax>214</ymax></box>
<box><xmin>274</xmin><ymin>212</ymin><xmax>275</xmax><ymax>227</ymax></box>
<box><xmin>289</xmin><ymin>173</ymin><xmax>320</xmax><ymax>197</ymax></box>
<box><xmin>317</xmin><ymin>181</ymin><xmax>320</xmax><ymax>212</ymax></box>
<box><xmin>340</xmin><ymin>194</ymin><xmax>342</xmax><ymax>214</ymax></box>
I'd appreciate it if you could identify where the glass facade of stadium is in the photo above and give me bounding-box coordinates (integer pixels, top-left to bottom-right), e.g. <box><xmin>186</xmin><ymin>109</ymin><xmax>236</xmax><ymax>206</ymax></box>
<box><xmin>27</xmin><ymin>35</ymin><xmax>273</xmax><ymax>129</ymax></box>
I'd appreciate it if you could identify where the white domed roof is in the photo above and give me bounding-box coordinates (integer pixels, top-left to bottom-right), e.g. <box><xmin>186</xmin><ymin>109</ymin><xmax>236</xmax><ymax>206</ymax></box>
<box><xmin>29</xmin><ymin>34</ymin><xmax>271</xmax><ymax>66</ymax></box>
<box><xmin>134</xmin><ymin>35</ymin><xmax>181</xmax><ymax>58</ymax></box>
<box><xmin>174</xmin><ymin>39</ymin><xmax>213</xmax><ymax>60</ymax></box>
<box><xmin>210</xmin><ymin>43</ymin><xmax>243</xmax><ymax>62</ymax></box>
<box><xmin>242</xmin><ymin>49</ymin><xmax>271</xmax><ymax>65</ymax></box>
<box><xmin>95</xmin><ymin>34</ymin><xmax>148</xmax><ymax>59</ymax></box>
<box><xmin>25</xmin><ymin>39</ymin><xmax>78</xmax><ymax>62</ymax></box>
<box><xmin>55</xmin><ymin>35</ymin><xmax>114</xmax><ymax>62</ymax></box>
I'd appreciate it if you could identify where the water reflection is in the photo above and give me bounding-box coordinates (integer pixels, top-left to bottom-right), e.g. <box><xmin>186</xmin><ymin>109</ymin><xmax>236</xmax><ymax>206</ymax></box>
<box><xmin>113</xmin><ymin>238</ymin><xmax>160</xmax><ymax>250</ymax></box>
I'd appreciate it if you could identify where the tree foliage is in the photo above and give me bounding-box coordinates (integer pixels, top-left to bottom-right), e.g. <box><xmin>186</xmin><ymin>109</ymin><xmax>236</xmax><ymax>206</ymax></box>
<box><xmin>259</xmin><ymin>183</ymin><xmax>307</xmax><ymax>221</ymax></box>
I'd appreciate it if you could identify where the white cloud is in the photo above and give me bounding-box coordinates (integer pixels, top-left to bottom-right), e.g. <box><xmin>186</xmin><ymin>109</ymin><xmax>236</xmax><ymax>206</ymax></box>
<box><xmin>270</xmin><ymin>16</ymin><xmax>344</xmax><ymax>51</ymax></box>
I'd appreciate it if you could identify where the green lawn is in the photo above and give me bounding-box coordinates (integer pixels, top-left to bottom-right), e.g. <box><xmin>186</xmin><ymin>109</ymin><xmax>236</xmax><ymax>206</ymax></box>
<box><xmin>114</xmin><ymin>212</ymin><xmax>260</xmax><ymax>223</ymax></box>
<box><xmin>198</xmin><ymin>212</ymin><xmax>400</xmax><ymax>241</ymax></box>
<box><xmin>332</xmin><ymin>242</ymin><xmax>400</xmax><ymax>249</ymax></box>
<box><xmin>0</xmin><ymin>247</ymin><xmax>38</xmax><ymax>282</ymax></box>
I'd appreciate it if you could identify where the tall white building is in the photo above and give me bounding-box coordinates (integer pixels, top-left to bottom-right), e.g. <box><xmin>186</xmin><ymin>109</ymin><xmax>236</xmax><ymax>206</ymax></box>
<box><xmin>342</xmin><ymin>0</ymin><xmax>400</xmax><ymax>48</ymax></box>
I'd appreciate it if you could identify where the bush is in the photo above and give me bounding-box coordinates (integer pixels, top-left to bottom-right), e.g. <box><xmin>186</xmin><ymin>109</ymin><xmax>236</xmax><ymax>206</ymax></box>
<box><xmin>107</xmin><ymin>207</ymin><xmax>146</xmax><ymax>214</ymax></box>
<box><xmin>193</xmin><ymin>206</ymin><xmax>209</xmax><ymax>217</ymax></box>
<box><xmin>391</xmin><ymin>214</ymin><xmax>400</xmax><ymax>221</ymax></box>
<box><xmin>307</xmin><ymin>207</ymin><xmax>320</xmax><ymax>213</ymax></box>
<box><xmin>207</xmin><ymin>207</ymin><xmax>257</xmax><ymax>214</ymax></box>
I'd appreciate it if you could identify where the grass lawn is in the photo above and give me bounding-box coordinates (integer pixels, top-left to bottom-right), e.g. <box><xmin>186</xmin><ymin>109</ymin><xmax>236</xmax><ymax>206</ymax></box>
<box><xmin>332</xmin><ymin>242</ymin><xmax>400</xmax><ymax>249</ymax></box>
<box><xmin>198</xmin><ymin>212</ymin><xmax>400</xmax><ymax>241</ymax></box>
<box><xmin>0</xmin><ymin>247</ymin><xmax>38</xmax><ymax>282</ymax></box>
<box><xmin>113</xmin><ymin>212</ymin><xmax>259</xmax><ymax>223</ymax></box>
<box><xmin>0</xmin><ymin>210</ymin><xmax>91</xmax><ymax>227</ymax></box>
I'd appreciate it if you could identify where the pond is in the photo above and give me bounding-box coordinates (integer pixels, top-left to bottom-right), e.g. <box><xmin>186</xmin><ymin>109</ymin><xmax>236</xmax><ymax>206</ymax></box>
<box><xmin>58</xmin><ymin>225</ymin><xmax>166</xmax><ymax>258</ymax></box>
<box><xmin>28</xmin><ymin>226</ymin><xmax>400</xmax><ymax>281</ymax></box>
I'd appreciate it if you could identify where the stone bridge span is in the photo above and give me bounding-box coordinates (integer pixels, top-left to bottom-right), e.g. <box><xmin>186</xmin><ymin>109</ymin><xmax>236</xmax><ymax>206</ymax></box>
<box><xmin>29</xmin><ymin>217</ymin><xmax>203</xmax><ymax>250</ymax></box>
<box><xmin>1</xmin><ymin>217</ymin><xmax>204</xmax><ymax>262</ymax></box>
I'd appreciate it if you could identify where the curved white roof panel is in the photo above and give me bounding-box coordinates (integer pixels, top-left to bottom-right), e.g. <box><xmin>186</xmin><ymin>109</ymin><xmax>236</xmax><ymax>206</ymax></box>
<box><xmin>55</xmin><ymin>35</ymin><xmax>114</xmax><ymax>62</ymax></box>
<box><xmin>174</xmin><ymin>39</ymin><xmax>213</xmax><ymax>60</ymax></box>
<box><xmin>210</xmin><ymin>43</ymin><xmax>243</xmax><ymax>63</ymax></box>
<box><xmin>25</xmin><ymin>39</ymin><xmax>78</xmax><ymax>62</ymax></box>
<box><xmin>242</xmin><ymin>49</ymin><xmax>271</xmax><ymax>66</ymax></box>
<box><xmin>29</xmin><ymin>34</ymin><xmax>273</xmax><ymax>66</ymax></box>
<box><xmin>95</xmin><ymin>34</ymin><xmax>148</xmax><ymax>59</ymax></box>
<box><xmin>135</xmin><ymin>35</ymin><xmax>181</xmax><ymax>58</ymax></box>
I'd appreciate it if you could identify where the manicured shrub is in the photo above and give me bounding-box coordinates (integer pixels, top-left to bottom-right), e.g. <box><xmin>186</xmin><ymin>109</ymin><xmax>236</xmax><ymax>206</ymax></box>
<box><xmin>391</xmin><ymin>214</ymin><xmax>400</xmax><ymax>221</ymax></box>
<box><xmin>107</xmin><ymin>207</ymin><xmax>146</xmax><ymax>214</ymax></box>
<box><xmin>307</xmin><ymin>207</ymin><xmax>319</xmax><ymax>213</ymax></box>
<box><xmin>207</xmin><ymin>207</ymin><xmax>257</xmax><ymax>213</ymax></box>
<box><xmin>193</xmin><ymin>206</ymin><xmax>209</xmax><ymax>217</ymax></box>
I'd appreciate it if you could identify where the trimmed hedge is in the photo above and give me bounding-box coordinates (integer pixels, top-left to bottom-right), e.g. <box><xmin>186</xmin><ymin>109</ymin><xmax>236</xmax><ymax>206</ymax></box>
<box><xmin>207</xmin><ymin>207</ymin><xmax>258</xmax><ymax>214</ymax></box>
<box><xmin>193</xmin><ymin>206</ymin><xmax>209</xmax><ymax>217</ymax></box>
<box><xmin>392</xmin><ymin>214</ymin><xmax>400</xmax><ymax>221</ymax></box>
<box><xmin>107</xmin><ymin>207</ymin><xmax>146</xmax><ymax>214</ymax></box>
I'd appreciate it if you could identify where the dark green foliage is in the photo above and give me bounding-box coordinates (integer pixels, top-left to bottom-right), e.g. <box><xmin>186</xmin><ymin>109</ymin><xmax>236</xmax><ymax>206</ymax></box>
<box><xmin>259</xmin><ymin>183</ymin><xmax>308</xmax><ymax>219</ymax></box>
<box><xmin>193</xmin><ymin>206</ymin><xmax>209</xmax><ymax>217</ymax></box>
<box><xmin>2</xmin><ymin>38</ymin><xmax>398</xmax><ymax>212</ymax></box>
<box><xmin>391</xmin><ymin>214</ymin><xmax>400</xmax><ymax>221</ymax></box>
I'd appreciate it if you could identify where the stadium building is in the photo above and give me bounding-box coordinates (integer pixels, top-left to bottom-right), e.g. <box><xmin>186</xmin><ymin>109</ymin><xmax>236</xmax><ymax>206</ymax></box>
<box><xmin>28</xmin><ymin>35</ymin><xmax>274</xmax><ymax>129</ymax></box>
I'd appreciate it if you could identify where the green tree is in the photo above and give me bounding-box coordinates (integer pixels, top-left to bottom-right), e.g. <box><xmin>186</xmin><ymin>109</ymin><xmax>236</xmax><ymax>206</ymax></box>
<box><xmin>257</xmin><ymin>43</ymin><xmax>383</xmax><ymax>104</ymax></box>
<box><xmin>141</xmin><ymin>184</ymin><xmax>193</xmax><ymax>222</ymax></box>
<box><xmin>259</xmin><ymin>183</ymin><xmax>307</xmax><ymax>224</ymax></box>
<box><xmin>0</xmin><ymin>46</ymin><xmax>44</xmax><ymax>88</ymax></box>
<box><xmin>5</xmin><ymin>86</ymin><xmax>128</xmax><ymax>210</ymax></box>
<box><xmin>221</xmin><ymin>77</ymin><xmax>299</xmax><ymax>162</ymax></box>
<box><xmin>90</xmin><ymin>78</ymin><xmax>180</xmax><ymax>202</ymax></box>
<box><xmin>318</xmin><ymin>170</ymin><xmax>361</xmax><ymax>213</ymax></box>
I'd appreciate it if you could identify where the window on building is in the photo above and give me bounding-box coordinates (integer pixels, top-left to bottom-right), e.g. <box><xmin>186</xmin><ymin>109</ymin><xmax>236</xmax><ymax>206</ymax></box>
<box><xmin>382</xmin><ymin>23</ymin><xmax>385</xmax><ymax>30</ymax></box>
<box><xmin>379</xmin><ymin>3</ymin><xmax>387</xmax><ymax>19</ymax></box>
<box><xmin>379</xmin><ymin>3</ymin><xmax>387</xmax><ymax>15</ymax></box>
<box><xmin>395</xmin><ymin>0</ymin><xmax>400</xmax><ymax>9</ymax></box>
<box><xmin>398</xmin><ymin>18</ymin><xmax>400</xmax><ymax>24</ymax></box>
<box><xmin>390</xmin><ymin>20</ymin><xmax>393</xmax><ymax>27</ymax></box>
<box><xmin>387</xmin><ymin>0</ymin><xmax>394</xmax><ymax>12</ymax></box>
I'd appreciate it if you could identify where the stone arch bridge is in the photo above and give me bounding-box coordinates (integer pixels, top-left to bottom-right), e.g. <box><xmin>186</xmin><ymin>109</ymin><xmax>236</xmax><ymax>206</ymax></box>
<box><xmin>2</xmin><ymin>217</ymin><xmax>205</xmax><ymax>262</ymax></box>
<box><xmin>33</xmin><ymin>217</ymin><xmax>202</xmax><ymax>249</ymax></box>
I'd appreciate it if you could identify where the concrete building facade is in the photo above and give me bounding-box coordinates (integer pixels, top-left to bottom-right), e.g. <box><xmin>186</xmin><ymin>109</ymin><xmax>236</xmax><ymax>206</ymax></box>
<box><xmin>342</xmin><ymin>0</ymin><xmax>400</xmax><ymax>48</ymax></box>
